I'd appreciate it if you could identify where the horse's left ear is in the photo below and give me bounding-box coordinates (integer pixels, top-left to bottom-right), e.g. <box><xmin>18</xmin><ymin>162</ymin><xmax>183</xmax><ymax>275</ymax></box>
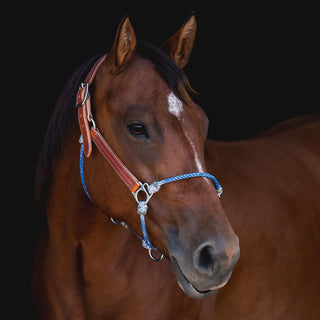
<box><xmin>161</xmin><ymin>13</ymin><xmax>197</xmax><ymax>68</ymax></box>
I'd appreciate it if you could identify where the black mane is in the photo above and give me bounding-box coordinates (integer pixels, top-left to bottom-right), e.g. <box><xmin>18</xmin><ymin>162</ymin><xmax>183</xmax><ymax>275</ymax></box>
<box><xmin>34</xmin><ymin>53</ymin><xmax>104</xmax><ymax>209</ymax></box>
<box><xmin>34</xmin><ymin>42</ymin><xmax>193</xmax><ymax>210</ymax></box>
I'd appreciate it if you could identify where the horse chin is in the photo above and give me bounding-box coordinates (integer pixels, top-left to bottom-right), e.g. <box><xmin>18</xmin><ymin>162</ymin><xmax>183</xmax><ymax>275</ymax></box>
<box><xmin>170</xmin><ymin>257</ymin><xmax>228</xmax><ymax>299</ymax></box>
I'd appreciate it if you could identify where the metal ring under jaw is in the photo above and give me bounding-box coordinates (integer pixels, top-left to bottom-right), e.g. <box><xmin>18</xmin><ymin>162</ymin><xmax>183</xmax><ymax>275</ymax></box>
<box><xmin>148</xmin><ymin>249</ymin><xmax>164</xmax><ymax>262</ymax></box>
<box><xmin>111</xmin><ymin>217</ymin><xmax>163</xmax><ymax>262</ymax></box>
<box><xmin>110</xmin><ymin>217</ymin><xmax>128</xmax><ymax>228</ymax></box>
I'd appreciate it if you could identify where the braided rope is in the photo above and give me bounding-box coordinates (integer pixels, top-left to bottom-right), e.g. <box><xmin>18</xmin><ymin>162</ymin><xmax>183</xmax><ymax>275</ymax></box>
<box><xmin>80</xmin><ymin>143</ymin><xmax>93</xmax><ymax>202</ymax></box>
<box><xmin>139</xmin><ymin>214</ymin><xmax>156</xmax><ymax>250</ymax></box>
<box><xmin>136</xmin><ymin>172</ymin><xmax>223</xmax><ymax>252</ymax></box>
<box><xmin>148</xmin><ymin>172</ymin><xmax>223</xmax><ymax>197</ymax></box>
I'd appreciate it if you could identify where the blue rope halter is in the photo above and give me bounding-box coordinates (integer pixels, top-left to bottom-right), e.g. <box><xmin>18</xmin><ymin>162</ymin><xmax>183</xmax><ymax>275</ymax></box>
<box><xmin>79</xmin><ymin>140</ymin><xmax>223</xmax><ymax>260</ymax></box>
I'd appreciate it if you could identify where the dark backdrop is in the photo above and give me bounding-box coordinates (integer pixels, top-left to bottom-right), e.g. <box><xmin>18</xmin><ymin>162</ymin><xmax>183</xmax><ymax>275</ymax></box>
<box><xmin>10</xmin><ymin>3</ymin><xmax>317</xmax><ymax>318</ymax></box>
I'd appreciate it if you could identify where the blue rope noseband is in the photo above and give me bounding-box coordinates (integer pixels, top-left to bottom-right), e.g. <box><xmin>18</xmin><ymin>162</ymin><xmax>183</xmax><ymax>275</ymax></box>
<box><xmin>148</xmin><ymin>173</ymin><xmax>223</xmax><ymax>197</ymax></box>
<box><xmin>79</xmin><ymin>139</ymin><xmax>223</xmax><ymax>261</ymax></box>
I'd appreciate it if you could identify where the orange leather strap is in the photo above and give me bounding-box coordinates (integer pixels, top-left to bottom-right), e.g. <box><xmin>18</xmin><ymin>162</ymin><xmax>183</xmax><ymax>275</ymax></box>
<box><xmin>77</xmin><ymin>87</ymin><xmax>93</xmax><ymax>156</ymax></box>
<box><xmin>76</xmin><ymin>54</ymin><xmax>140</xmax><ymax>193</ymax></box>
<box><xmin>76</xmin><ymin>54</ymin><xmax>107</xmax><ymax>156</ymax></box>
<box><xmin>91</xmin><ymin>129</ymin><xmax>140</xmax><ymax>193</ymax></box>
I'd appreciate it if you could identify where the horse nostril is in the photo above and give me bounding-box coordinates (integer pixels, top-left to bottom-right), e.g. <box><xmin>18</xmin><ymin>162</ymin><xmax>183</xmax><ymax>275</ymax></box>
<box><xmin>194</xmin><ymin>241</ymin><xmax>240</xmax><ymax>276</ymax></box>
<box><xmin>199</xmin><ymin>246</ymin><xmax>214</xmax><ymax>269</ymax></box>
<box><xmin>194</xmin><ymin>244</ymin><xmax>217</xmax><ymax>275</ymax></box>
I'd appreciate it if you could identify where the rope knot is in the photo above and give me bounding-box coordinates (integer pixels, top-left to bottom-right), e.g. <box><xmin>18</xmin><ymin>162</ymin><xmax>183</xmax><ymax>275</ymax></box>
<box><xmin>137</xmin><ymin>201</ymin><xmax>148</xmax><ymax>215</ymax></box>
<box><xmin>148</xmin><ymin>182</ymin><xmax>161</xmax><ymax>194</ymax></box>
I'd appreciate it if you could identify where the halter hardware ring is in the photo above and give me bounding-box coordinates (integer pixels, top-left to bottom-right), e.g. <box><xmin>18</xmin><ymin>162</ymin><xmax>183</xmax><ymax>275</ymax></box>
<box><xmin>132</xmin><ymin>183</ymin><xmax>154</xmax><ymax>206</ymax></box>
<box><xmin>148</xmin><ymin>249</ymin><xmax>164</xmax><ymax>262</ymax></box>
<box><xmin>110</xmin><ymin>217</ymin><xmax>128</xmax><ymax>228</ymax></box>
<box><xmin>75</xmin><ymin>82</ymin><xmax>89</xmax><ymax>107</ymax></box>
<box><xmin>88</xmin><ymin>116</ymin><xmax>96</xmax><ymax>130</ymax></box>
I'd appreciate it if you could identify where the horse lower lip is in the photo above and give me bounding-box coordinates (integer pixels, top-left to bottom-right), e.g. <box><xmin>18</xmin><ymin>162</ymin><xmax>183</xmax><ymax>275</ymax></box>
<box><xmin>171</xmin><ymin>257</ymin><xmax>220</xmax><ymax>297</ymax></box>
<box><xmin>190</xmin><ymin>272</ymin><xmax>232</xmax><ymax>293</ymax></box>
<box><xmin>177</xmin><ymin>279</ymin><xmax>212</xmax><ymax>294</ymax></box>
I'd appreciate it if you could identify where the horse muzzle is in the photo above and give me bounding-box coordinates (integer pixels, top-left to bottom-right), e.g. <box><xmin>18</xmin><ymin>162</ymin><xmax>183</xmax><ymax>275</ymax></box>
<box><xmin>168</xmin><ymin>233</ymin><xmax>240</xmax><ymax>299</ymax></box>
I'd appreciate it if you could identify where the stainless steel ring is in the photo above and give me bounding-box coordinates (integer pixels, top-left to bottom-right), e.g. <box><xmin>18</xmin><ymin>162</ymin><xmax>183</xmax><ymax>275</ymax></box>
<box><xmin>89</xmin><ymin>117</ymin><xmax>96</xmax><ymax>130</ymax></box>
<box><xmin>148</xmin><ymin>249</ymin><xmax>164</xmax><ymax>262</ymax></box>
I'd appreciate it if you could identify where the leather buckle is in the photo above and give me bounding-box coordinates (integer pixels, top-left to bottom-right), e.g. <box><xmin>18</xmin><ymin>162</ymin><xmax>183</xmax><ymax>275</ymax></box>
<box><xmin>75</xmin><ymin>82</ymin><xmax>89</xmax><ymax>108</ymax></box>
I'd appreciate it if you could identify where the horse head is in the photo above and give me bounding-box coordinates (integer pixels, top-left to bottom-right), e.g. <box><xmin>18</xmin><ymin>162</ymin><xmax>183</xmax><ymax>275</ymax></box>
<box><xmin>82</xmin><ymin>14</ymin><xmax>239</xmax><ymax>299</ymax></box>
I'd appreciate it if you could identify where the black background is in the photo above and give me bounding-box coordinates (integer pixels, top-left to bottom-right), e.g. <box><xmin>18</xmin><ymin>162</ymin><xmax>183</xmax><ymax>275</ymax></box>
<box><xmin>9</xmin><ymin>3</ymin><xmax>318</xmax><ymax>318</ymax></box>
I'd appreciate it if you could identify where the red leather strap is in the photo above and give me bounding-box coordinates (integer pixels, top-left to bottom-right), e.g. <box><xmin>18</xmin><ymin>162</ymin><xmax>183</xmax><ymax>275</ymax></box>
<box><xmin>77</xmin><ymin>54</ymin><xmax>107</xmax><ymax>157</ymax></box>
<box><xmin>91</xmin><ymin>129</ymin><xmax>140</xmax><ymax>193</ymax></box>
<box><xmin>76</xmin><ymin>54</ymin><xmax>141</xmax><ymax>193</ymax></box>
<box><xmin>85</xmin><ymin>54</ymin><xmax>107</xmax><ymax>85</ymax></box>
<box><xmin>77</xmin><ymin>86</ymin><xmax>93</xmax><ymax>156</ymax></box>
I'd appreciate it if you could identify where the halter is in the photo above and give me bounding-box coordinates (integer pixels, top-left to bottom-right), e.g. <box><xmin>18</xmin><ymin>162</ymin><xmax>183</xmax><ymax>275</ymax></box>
<box><xmin>76</xmin><ymin>54</ymin><xmax>223</xmax><ymax>261</ymax></box>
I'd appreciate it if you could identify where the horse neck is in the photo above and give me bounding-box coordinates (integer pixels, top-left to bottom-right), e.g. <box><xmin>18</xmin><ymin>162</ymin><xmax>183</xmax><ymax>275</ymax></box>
<box><xmin>44</xmin><ymin>130</ymin><xmax>125</xmax><ymax>257</ymax></box>
<box><xmin>36</xmin><ymin>132</ymin><xmax>139</xmax><ymax>318</ymax></box>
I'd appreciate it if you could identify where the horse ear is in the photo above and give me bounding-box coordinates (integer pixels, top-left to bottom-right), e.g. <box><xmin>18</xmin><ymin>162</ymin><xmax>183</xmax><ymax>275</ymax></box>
<box><xmin>109</xmin><ymin>15</ymin><xmax>137</xmax><ymax>71</ymax></box>
<box><xmin>161</xmin><ymin>13</ymin><xmax>197</xmax><ymax>68</ymax></box>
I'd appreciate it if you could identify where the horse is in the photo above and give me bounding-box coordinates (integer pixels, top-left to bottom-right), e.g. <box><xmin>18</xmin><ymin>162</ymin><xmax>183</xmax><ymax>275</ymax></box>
<box><xmin>32</xmin><ymin>14</ymin><xmax>320</xmax><ymax>319</ymax></box>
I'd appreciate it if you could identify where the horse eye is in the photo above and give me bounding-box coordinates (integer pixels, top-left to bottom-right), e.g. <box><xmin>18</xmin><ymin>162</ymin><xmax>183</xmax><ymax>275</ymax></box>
<box><xmin>127</xmin><ymin>122</ymin><xmax>149</xmax><ymax>138</ymax></box>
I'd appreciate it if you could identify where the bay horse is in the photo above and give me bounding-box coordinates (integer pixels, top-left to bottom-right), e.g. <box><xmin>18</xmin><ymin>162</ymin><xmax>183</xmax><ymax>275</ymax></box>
<box><xmin>33</xmin><ymin>14</ymin><xmax>320</xmax><ymax>319</ymax></box>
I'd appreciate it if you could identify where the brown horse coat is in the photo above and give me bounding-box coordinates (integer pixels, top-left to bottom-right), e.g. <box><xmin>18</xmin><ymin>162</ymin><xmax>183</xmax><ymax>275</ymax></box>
<box><xmin>32</xmin><ymin>13</ymin><xmax>320</xmax><ymax>319</ymax></box>
<box><xmin>207</xmin><ymin>114</ymin><xmax>320</xmax><ymax>319</ymax></box>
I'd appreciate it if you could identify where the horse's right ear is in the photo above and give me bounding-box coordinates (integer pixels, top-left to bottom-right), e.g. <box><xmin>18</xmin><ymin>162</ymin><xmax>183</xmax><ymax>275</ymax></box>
<box><xmin>108</xmin><ymin>15</ymin><xmax>137</xmax><ymax>72</ymax></box>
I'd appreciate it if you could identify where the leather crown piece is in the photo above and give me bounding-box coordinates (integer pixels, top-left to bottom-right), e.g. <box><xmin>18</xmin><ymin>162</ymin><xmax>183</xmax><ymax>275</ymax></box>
<box><xmin>75</xmin><ymin>54</ymin><xmax>141</xmax><ymax>193</ymax></box>
<box><xmin>76</xmin><ymin>54</ymin><xmax>106</xmax><ymax>157</ymax></box>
